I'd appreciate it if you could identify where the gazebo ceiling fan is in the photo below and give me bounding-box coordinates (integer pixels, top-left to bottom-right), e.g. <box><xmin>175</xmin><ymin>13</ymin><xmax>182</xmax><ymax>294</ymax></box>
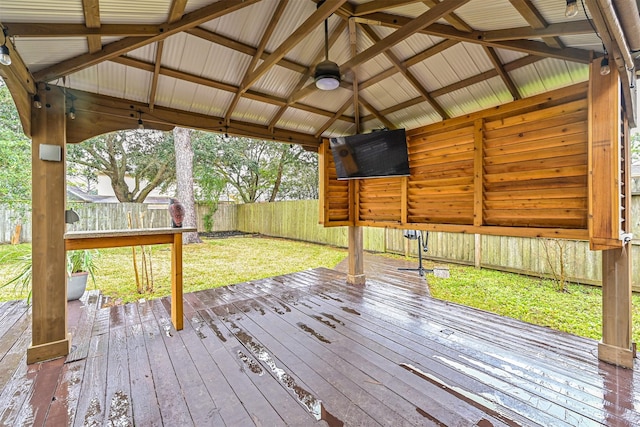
<box><xmin>314</xmin><ymin>0</ymin><xmax>340</xmax><ymax>90</ymax></box>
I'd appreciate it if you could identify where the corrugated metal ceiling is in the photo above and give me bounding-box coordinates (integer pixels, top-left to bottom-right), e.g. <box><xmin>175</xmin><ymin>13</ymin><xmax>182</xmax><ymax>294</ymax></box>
<box><xmin>0</xmin><ymin>0</ymin><xmax>628</xmax><ymax>145</ymax></box>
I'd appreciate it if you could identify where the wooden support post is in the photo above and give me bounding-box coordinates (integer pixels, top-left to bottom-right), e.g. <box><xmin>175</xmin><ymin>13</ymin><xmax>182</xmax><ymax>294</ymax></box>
<box><xmin>347</xmin><ymin>225</ymin><xmax>365</xmax><ymax>285</ymax></box>
<box><xmin>474</xmin><ymin>234</ymin><xmax>482</xmax><ymax>269</ymax></box>
<box><xmin>171</xmin><ymin>232</ymin><xmax>184</xmax><ymax>330</ymax></box>
<box><xmin>598</xmin><ymin>247</ymin><xmax>634</xmax><ymax>368</ymax></box>
<box><xmin>27</xmin><ymin>85</ymin><xmax>70</xmax><ymax>364</ymax></box>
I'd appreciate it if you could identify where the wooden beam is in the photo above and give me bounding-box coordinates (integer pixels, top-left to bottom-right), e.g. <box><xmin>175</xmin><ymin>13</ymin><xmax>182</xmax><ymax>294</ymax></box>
<box><xmin>483</xmin><ymin>46</ymin><xmax>521</xmax><ymax>100</ymax></box>
<box><xmin>481</xmin><ymin>20</ymin><xmax>594</xmax><ymax>42</ymax></box>
<box><xmin>186</xmin><ymin>27</ymin><xmax>308</xmax><ymax>74</ymax></box>
<box><xmin>359</xmin><ymin>24</ymin><xmax>449</xmax><ymax>119</ymax></box>
<box><xmin>347</xmin><ymin>225</ymin><xmax>365</xmax><ymax>285</ymax></box>
<box><xmin>350</xmin><ymin>17</ymin><xmax>360</xmax><ymax>133</ymax></box>
<box><xmin>64</xmin><ymin>87</ymin><xmax>321</xmax><ymax>148</ymax></box>
<box><xmin>353</xmin><ymin>0</ymin><xmax>418</xmax><ymax>16</ymax></box>
<box><xmin>315</xmin><ymin>98</ymin><xmax>351</xmax><ymax>138</ymax></box>
<box><xmin>34</xmin><ymin>0</ymin><xmax>260</xmax><ymax>82</ymax></box>
<box><xmin>267</xmin><ymin>19</ymin><xmax>347</xmax><ymax>130</ymax></box>
<box><xmin>82</xmin><ymin>0</ymin><xmax>102</xmax><ymax>53</ymax></box>
<box><xmin>599</xmin><ymin>248</ymin><xmax>634</xmax><ymax>368</ymax></box>
<box><xmin>508</xmin><ymin>0</ymin><xmax>564</xmax><ymax>49</ymax></box>
<box><xmin>473</xmin><ymin>118</ymin><xmax>484</xmax><ymax>227</ymax></box>
<box><xmin>361</xmin><ymin>13</ymin><xmax>593</xmax><ymax>64</ymax></box>
<box><xmin>110</xmin><ymin>56</ymin><xmax>353</xmax><ymax>123</ymax></box>
<box><xmin>358</xmin><ymin>96</ymin><xmax>396</xmax><ymax>130</ymax></box>
<box><xmin>149</xmin><ymin>0</ymin><xmax>189</xmax><ymax>110</ymax></box>
<box><xmin>421</xmin><ymin>0</ymin><xmax>472</xmax><ymax>32</ymax></box>
<box><xmin>225</xmin><ymin>0</ymin><xmax>289</xmax><ymax>123</ymax></box>
<box><xmin>2</xmin><ymin>22</ymin><xmax>159</xmax><ymax>37</ymax></box>
<box><xmin>588</xmin><ymin>58</ymin><xmax>622</xmax><ymax>250</ymax></box>
<box><xmin>27</xmin><ymin>85</ymin><xmax>70</xmax><ymax>364</ymax></box>
<box><xmin>340</xmin><ymin>0</ymin><xmax>472</xmax><ymax>74</ymax></box>
<box><xmin>244</xmin><ymin>0</ymin><xmax>347</xmax><ymax>90</ymax></box>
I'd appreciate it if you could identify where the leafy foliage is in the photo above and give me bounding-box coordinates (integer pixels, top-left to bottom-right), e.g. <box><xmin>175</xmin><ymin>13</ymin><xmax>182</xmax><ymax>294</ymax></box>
<box><xmin>67</xmin><ymin>130</ymin><xmax>176</xmax><ymax>202</ymax></box>
<box><xmin>0</xmin><ymin>82</ymin><xmax>31</xmax><ymax>207</ymax></box>
<box><xmin>192</xmin><ymin>132</ymin><xmax>318</xmax><ymax>203</ymax></box>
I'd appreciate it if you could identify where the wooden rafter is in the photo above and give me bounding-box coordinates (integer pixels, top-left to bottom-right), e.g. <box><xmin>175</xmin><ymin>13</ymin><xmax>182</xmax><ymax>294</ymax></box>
<box><xmin>358</xmin><ymin>96</ymin><xmax>396</xmax><ymax>130</ymax></box>
<box><xmin>359</xmin><ymin>23</ymin><xmax>449</xmax><ymax>119</ymax></box>
<box><xmin>481</xmin><ymin>20</ymin><xmax>594</xmax><ymax>42</ymax></box>
<box><xmin>362</xmin><ymin>13</ymin><xmax>593</xmax><ymax>63</ymax></box>
<box><xmin>340</xmin><ymin>0</ymin><xmax>471</xmax><ymax>74</ymax></box>
<box><xmin>267</xmin><ymin>19</ymin><xmax>348</xmax><ymax>131</ymax></box>
<box><xmin>314</xmin><ymin>98</ymin><xmax>352</xmax><ymax>138</ymax></box>
<box><xmin>421</xmin><ymin>0</ymin><xmax>472</xmax><ymax>32</ymax></box>
<box><xmin>483</xmin><ymin>46</ymin><xmax>521</xmax><ymax>100</ymax></box>
<box><xmin>110</xmin><ymin>55</ymin><xmax>354</xmax><ymax>123</ymax></box>
<box><xmin>352</xmin><ymin>0</ymin><xmax>419</xmax><ymax>16</ymax></box>
<box><xmin>81</xmin><ymin>0</ymin><xmax>101</xmax><ymax>53</ymax></box>
<box><xmin>224</xmin><ymin>0</ymin><xmax>289</xmax><ymax>124</ymax></box>
<box><xmin>33</xmin><ymin>0</ymin><xmax>261</xmax><ymax>82</ymax></box>
<box><xmin>65</xmin><ymin>87</ymin><xmax>321</xmax><ymax>148</ymax></box>
<box><xmin>508</xmin><ymin>0</ymin><xmax>564</xmax><ymax>49</ymax></box>
<box><xmin>349</xmin><ymin>18</ymin><xmax>360</xmax><ymax>133</ymax></box>
<box><xmin>3</xmin><ymin>18</ymin><xmax>594</xmax><ymax>41</ymax></box>
<box><xmin>149</xmin><ymin>0</ymin><xmax>189</xmax><ymax>110</ymax></box>
<box><xmin>243</xmin><ymin>0</ymin><xmax>347</xmax><ymax>91</ymax></box>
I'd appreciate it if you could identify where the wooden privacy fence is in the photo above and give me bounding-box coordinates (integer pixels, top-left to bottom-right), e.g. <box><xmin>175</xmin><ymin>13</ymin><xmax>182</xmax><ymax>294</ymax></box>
<box><xmin>0</xmin><ymin>202</ymin><xmax>237</xmax><ymax>243</ymax></box>
<box><xmin>3</xmin><ymin>198</ymin><xmax>640</xmax><ymax>290</ymax></box>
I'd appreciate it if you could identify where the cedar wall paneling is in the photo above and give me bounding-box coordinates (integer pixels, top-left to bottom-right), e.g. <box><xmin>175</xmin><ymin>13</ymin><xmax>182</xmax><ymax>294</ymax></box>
<box><xmin>320</xmin><ymin>81</ymin><xmax>617</xmax><ymax>242</ymax></box>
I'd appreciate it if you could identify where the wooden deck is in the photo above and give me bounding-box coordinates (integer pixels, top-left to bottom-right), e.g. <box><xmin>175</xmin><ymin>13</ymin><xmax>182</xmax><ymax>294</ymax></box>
<box><xmin>1</xmin><ymin>254</ymin><xmax>639</xmax><ymax>426</ymax></box>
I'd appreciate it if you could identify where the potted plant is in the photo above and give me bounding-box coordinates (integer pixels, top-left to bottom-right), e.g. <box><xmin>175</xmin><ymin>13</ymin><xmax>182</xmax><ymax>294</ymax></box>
<box><xmin>66</xmin><ymin>249</ymin><xmax>99</xmax><ymax>301</ymax></box>
<box><xmin>1</xmin><ymin>248</ymin><xmax>98</xmax><ymax>302</ymax></box>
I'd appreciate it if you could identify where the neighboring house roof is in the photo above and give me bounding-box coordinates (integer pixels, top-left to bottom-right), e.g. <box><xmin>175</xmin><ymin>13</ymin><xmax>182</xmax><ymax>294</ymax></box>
<box><xmin>67</xmin><ymin>185</ymin><xmax>171</xmax><ymax>205</ymax></box>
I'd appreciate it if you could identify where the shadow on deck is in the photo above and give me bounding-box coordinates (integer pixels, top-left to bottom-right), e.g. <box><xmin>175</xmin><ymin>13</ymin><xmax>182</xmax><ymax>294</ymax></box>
<box><xmin>0</xmin><ymin>253</ymin><xmax>639</xmax><ymax>426</ymax></box>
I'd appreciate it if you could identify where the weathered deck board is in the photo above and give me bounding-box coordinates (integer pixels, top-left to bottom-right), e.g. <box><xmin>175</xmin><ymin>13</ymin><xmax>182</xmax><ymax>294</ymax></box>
<box><xmin>0</xmin><ymin>253</ymin><xmax>639</xmax><ymax>426</ymax></box>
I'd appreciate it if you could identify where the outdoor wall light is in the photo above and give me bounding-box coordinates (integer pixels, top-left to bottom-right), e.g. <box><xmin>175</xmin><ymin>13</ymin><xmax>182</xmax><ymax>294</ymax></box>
<box><xmin>600</xmin><ymin>55</ymin><xmax>611</xmax><ymax>76</ymax></box>
<box><xmin>0</xmin><ymin>29</ymin><xmax>11</xmax><ymax>66</ymax></box>
<box><xmin>33</xmin><ymin>94</ymin><xmax>42</xmax><ymax>109</ymax></box>
<box><xmin>565</xmin><ymin>0</ymin><xmax>579</xmax><ymax>17</ymax></box>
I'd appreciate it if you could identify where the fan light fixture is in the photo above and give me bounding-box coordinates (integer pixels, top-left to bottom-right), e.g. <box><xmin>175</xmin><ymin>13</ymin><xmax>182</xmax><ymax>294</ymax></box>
<box><xmin>0</xmin><ymin>28</ymin><xmax>11</xmax><ymax>66</ymax></box>
<box><xmin>565</xmin><ymin>0</ymin><xmax>578</xmax><ymax>17</ymax></box>
<box><xmin>314</xmin><ymin>1</ymin><xmax>340</xmax><ymax>91</ymax></box>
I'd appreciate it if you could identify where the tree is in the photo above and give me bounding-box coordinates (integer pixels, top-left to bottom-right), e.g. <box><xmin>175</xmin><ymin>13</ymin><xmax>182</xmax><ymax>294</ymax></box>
<box><xmin>193</xmin><ymin>133</ymin><xmax>318</xmax><ymax>203</ymax></box>
<box><xmin>173</xmin><ymin>127</ymin><xmax>201</xmax><ymax>244</ymax></box>
<box><xmin>0</xmin><ymin>81</ymin><xmax>31</xmax><ymax>207</ymax></box>
<box><xmin>67</xmin><ymin>129</ymin><xmax>176</xmax><ymax>202</ymax></box>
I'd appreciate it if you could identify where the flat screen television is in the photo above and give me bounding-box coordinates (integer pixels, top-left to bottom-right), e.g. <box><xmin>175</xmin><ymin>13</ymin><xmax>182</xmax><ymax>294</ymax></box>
<box><xmin>329</xmin><ymin>128</ymin><xmax>409</xmax><ymax>180</ymax></box>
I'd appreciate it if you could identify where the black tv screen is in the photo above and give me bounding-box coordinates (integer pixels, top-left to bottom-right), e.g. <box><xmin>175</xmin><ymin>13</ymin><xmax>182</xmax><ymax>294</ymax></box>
<box><xmin>329</xmin><ymin>128</ymin><xmax>410</xmax><ymax>180</ymax></box>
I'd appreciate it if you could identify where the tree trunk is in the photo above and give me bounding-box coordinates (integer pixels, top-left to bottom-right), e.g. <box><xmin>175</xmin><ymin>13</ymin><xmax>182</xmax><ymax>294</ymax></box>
<box><xmin>173</xmin><ymin>127</ymin><xmax>201</xmax><ymax>244</ymax></box>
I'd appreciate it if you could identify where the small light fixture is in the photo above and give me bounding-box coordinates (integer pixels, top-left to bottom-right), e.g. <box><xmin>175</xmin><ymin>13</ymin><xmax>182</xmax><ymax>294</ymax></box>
<box><xmin>137</xmin><ymin>111</ymin><xmax>144</xmax><ymax>129</ymax></box>
<box><xmin>314</xmin><ymin>1</ymin><xmax>340</xmax><ymax>91</ymax></box>
<box><xmin>68</xmin><ymin>98</ymin><xmax>76</xmax><ymax>120</ymax></box>
<box><xmin>565</xmin><ymin>0</ymin><xmax>578</xmax><ymax>17</ymax></box>
<box><xmin>0</xmin><ymin>28</ymin><xmax>11</xmax><ymax>66</ymax></box>
<box><xmin>600</xmin><ymin>55</ymin><xmax>611</xmax><ymax>75</ymax></box>
<box><xmin>33</xmin><ymin>94</ymin><xmax>42</xmax><ymax>109</ymax></box>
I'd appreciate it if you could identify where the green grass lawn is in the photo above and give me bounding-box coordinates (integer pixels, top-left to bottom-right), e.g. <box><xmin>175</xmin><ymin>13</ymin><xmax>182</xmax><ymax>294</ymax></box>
<box><xmin>1</xmin><ymin>236</ymin><xmax>639</xmax><ymax>343</ymax></box>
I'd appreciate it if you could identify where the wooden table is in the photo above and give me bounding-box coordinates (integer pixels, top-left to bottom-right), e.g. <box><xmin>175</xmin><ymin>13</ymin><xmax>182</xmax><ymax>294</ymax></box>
<box><xmin>64</xmin><ymin>227</ymin><xmax>196</xmax><ymax>330</ymax></box>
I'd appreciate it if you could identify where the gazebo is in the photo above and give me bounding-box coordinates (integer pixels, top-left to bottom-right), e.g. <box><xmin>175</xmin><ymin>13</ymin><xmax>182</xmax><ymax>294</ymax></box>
<box><xmin>0</xmin><ymin>0</ymin><xmax>637</xmax><ymax>373</ymax></box>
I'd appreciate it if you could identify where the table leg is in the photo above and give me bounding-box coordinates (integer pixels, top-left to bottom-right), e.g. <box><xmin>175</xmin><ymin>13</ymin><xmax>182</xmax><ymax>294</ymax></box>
<box><xmin>171</xmin><ymin>233</ymin><xmax>184</xmax><ymax>330</ymax></box>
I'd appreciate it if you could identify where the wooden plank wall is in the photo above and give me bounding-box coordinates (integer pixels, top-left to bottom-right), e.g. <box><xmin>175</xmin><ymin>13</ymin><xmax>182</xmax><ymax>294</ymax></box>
<box><xmin>319</xmin><ymin>83</ymin><xmax>592</xmax><ymax>240</ymax></box>
<box><xmin>319</xmin><ymin>142</ymin><xmax>350</xmax><ymax>225</ymax></box>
